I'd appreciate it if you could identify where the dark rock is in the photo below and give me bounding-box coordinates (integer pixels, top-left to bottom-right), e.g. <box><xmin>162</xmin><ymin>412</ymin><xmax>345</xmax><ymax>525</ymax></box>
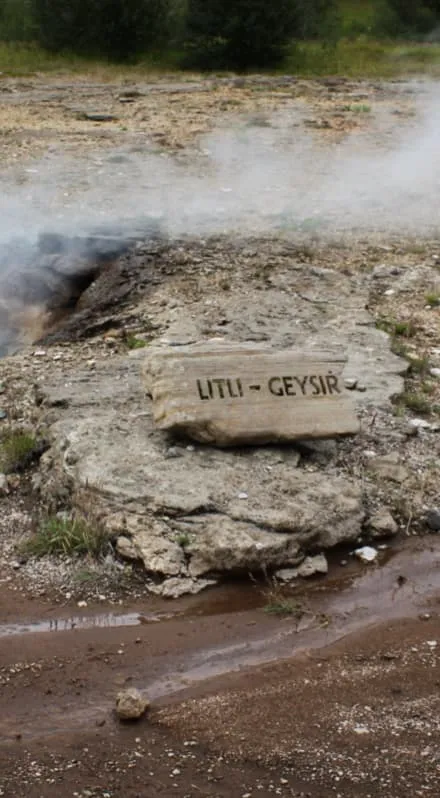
<box><xmin>426</xmin><ymin>509</ymin><xmax>440</xmax><ymax>531</ymax></box>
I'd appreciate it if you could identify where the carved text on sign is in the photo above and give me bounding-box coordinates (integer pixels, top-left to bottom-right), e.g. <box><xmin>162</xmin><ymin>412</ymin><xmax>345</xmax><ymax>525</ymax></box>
<box><xmin>143</xmin><ymin>344</ymin><xmax>360</xmax><ymax>445</ymax></box>
<box><xmin>196</xmin><ymin>373</ymin><xmax>341</xmax><ymax>401</ymax></box>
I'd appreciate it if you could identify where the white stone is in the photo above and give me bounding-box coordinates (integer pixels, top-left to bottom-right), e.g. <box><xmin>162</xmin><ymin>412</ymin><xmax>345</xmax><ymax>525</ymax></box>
<box><xmin>354</xmin><ymin>546</ymin><xmax>378</xmax><ymax>563</ymax></box>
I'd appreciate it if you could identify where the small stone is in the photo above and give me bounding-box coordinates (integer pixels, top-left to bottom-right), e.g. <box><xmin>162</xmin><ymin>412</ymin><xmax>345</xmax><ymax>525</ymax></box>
<box><xmin>354</xmin><ymin>546</ymin><xmax>378</xmax><ymax>564</ymax></box>
<box><xmin>344</xmin><ymin>378</ymin><xmax>358</xmax><ymax>390</ymax></box>
<box><xmin>115</xmin><ymin>688</ymin><xmax>149</xmax><ymax>721</ymax></box>
<box><xmin>0</xmin><ymin>473</ymin><xmax>8</xmax><ymax>494</ymax></box>
<box><xmin>275</xmin><ymin>568</ymin><xmax>299</xmax><ymax>583</ymax></box>
<box><xmin>81</xmin><ymin>112</ymin><xmax>117</xmax><ymax>122</ymax></box>
<box><xmin>430</xmin><ymin>368</ymin><xmax>440</xmax><ymax>378</ymax></box>
<box><xmin>408</xmin><ymin>418</ymin><xmax>432</xmax><ymax>431</ymax></box>
<box><xmin>33</xmin><ymin>349</ymin><xmax>47</xmax><ymax>357</ymax></box>
<box><xmin>426</xmin><ymin>509</ymin><xmax>440</xmax><ymax>531</ymax></box>
<box><xmin>356</xmin><ymin>383</ymin><xmax>367</xmax><ymax>392</ymax></box>
<box><xmin>368</xmin><ymin>454</ymin><xmax>409</xmax><ymax>484</ymax></box>
<box><xmin>77</xmin><ymin>600</ymin><xmax>87</xmax><ymax>608</ymax></box>
<box><xmin>296</xmin><ymin>554</ymin><xmax>328</xmax><ymax>578</ymax></box>
<box><xmin>238</xmin><ymin>492</ymin><xmax>248</xmax><ymax>500</ymax></box>
<box><xmin>368</xmin><ymin>509</ymin><xmax>398</xmax><ymax>538</ymax></box>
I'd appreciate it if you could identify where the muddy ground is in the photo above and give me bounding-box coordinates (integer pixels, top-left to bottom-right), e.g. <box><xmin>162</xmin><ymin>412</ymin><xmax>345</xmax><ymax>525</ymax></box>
<box><xmin>1</xmin><ymin>73</ymin><xmax>440</xmax><ymax>796</ymax></box>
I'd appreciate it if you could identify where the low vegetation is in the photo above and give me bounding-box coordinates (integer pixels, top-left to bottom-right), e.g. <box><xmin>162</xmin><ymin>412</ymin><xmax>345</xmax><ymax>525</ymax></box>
<box><xmin>2</xmin><ymin>1</ymin><xmax>440</xmax><ymax>75</ymax></box>
<box><xmin>0</xmin><ymin>430</ymin><xmax>42</xmax><ymax>473</ymax></box>
<box><xmin>22</xmin><ymin>515</ymin><xmax>108</xmax><ymax>558</ymax></box>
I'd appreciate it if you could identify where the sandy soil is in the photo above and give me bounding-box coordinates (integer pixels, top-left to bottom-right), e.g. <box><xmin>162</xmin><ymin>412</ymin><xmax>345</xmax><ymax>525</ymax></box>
<box><xmin>1</xmin><ymin>72</ymin><xmax>440</xmax><ymax>797</ymax></box>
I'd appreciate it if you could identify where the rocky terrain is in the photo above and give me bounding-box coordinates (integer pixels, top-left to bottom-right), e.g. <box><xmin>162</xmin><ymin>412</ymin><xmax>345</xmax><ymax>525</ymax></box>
<box><xmin>0</xmin><ymin>72</ymin><xmax>440</xmax><ymax>797</ymax></box>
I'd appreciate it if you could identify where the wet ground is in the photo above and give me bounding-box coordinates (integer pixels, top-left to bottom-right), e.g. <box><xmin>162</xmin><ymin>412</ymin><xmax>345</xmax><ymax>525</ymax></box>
<box><xmin>1</xmin><ymin>537</ymin><xmax>440</xmax><ymax>796</ymax></box>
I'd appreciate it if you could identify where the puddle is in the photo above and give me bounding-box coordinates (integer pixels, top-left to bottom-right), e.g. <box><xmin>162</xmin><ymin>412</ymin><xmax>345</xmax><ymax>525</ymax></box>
<box><xmin>0</xmin><ymin>538</ymin><xmax>438</xmax><ymax>641</ymax></box>
<box><xmin>0</xmin><ymin>610</ymin><xmax>176</xmax><ymax>638</ymax></box>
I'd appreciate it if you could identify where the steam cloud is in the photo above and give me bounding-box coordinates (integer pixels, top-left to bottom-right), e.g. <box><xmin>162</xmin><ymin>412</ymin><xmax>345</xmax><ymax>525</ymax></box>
<box><xmin>0</xmin><ymin>78</ymin><xmax>439</xmax><ymax>257</ymax></box>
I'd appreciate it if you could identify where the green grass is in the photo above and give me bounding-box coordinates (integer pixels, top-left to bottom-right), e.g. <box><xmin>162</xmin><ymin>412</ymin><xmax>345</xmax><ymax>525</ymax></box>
<box><xmin>0</xmin><ymin>431</ymin><xmax>40</xmax><ymax>473</ymax></box>
<box><xmin>175</xmin><ymin>532</ymin><xmax>190</xmax><ymax>548</ymax></box>
<box><xmin>1</xmin><ymin>37</ymin><xmax>440</xmax><ymax>79</ymax></box>
<box><xmin>376</xmin><ymin>317</ymin><xmax>417</xmax><ymax>339</ymax></box>
<box><xmin>22</xmin><ymin>516</ymin><xmax>108</xmax><ymax>558</ymax></box>
<box><xmin>124</xmin><ymin>334</ymin><xmax>148</xmax><ymax>350</ymax></box>
<box><xmin>342</xmin><ymin>102</ymin><xmax>371</xmax><ymax>112</ymax></box>
<box><xmin>408</xmin><ymin>355</ymin><xmax>430</xmax><ymax>376</ymax></box>
<box><xmin>285</xmin><ymin>40</ymin><xmax>440</xmax><ymax>79</ymax></box>
<box><xmin>426</xmin><ymin>292</ymin><xmax>440</xmax><ymax>308</ymax></box>
<box><xmin>264</xmin><ymin>597</ymin><xmax>304</xmax><ymax>617</ymax></box>
<box><xmin>399</xmin><ymin>391</ymin><xmax>433</xmax><ymax>415</ymax></box>
<box><xmin>0</xmin><ymin>41</ymin><xmax>181</xmax><ymax>77</ymax></box>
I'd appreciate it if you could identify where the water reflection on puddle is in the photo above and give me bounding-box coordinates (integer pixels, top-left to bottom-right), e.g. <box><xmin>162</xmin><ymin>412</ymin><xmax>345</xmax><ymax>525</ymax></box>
<box><xmin>0</xmin><ymin>611</ymin><xmax>175</xmax><ymax>637</ymax></box>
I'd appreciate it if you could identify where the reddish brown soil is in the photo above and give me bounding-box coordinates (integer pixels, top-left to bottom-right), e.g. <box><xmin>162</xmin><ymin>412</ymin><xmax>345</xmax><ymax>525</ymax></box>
<box><xmin>2</xmin><ymin>537</ymin><xmax>440</xmax><ymax>798</ymax></box>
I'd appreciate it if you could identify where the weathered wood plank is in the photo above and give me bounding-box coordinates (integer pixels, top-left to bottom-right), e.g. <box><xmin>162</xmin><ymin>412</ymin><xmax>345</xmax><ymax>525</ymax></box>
<box><xmin>143</xmin><ymin>344</ymin><xmax>360</xmax><ymax>445</ymax></box>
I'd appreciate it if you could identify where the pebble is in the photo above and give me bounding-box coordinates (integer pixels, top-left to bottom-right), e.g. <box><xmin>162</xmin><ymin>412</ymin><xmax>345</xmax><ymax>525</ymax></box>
<box><xmin>238</xmin><ymin>492</ymin><xmax>248</xmax><ymax>500</ymax></box>
<box><xmin>430</xmin><ymin>368</ymin><xmax>440</xmax><ymax>378</ymax></box>
<box><xmin>77</xmin><ymin>600</ymin><xmax>87</xmax><ymax>608</ymax></box>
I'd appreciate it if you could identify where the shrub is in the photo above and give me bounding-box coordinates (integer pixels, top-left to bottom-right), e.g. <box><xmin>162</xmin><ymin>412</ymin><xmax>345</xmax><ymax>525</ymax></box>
<box><xmin>183</xmin><ymin>0</ymin><xmax>299</xmax><ymax>70</ymax></box>
<box><xmin>374</xmin><ymin>0</ymin><xmax>438</xmax><ymax>36</ymax></box>
<box><xmin>33</xmin><ymin>0</ymin><xmax>171</xmax><ymax>61</ymax></box>
<box><xmin>0</xmin><ymin>0</ymin><xmax>36</xmax><ymax>41</ymax></box>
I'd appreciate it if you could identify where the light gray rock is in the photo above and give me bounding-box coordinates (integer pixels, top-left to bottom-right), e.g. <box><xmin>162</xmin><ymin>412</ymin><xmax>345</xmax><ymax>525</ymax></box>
<box><xmin>368</xmin><ymin>509</ymin><xmax>398</xmax><ymax>538</ymax></box>
<box><xmin>296</xmin><ymin>554</ymin><xmax>328</xmax><ymax>577</ymax></box>
<box><xmin>149</xmin><ymin>577</ymin><xmax>217</xmax><ymax>598</ymax></box>
<box><xmin>115</xmin><ymin>688</ymin><xmax>149</xmax><ymax>721</ymax></box>
<box><xmin>34</xmin><ymin>264</ymin><xmax>405</xmax><ymax>596</ymax></box>
<box><xmin>367</xmin><ymin>453</ymin><xmax>409</xmax><ymax>484</ymax></box>
<box><xmin>275</xmin><ymin>568</ymin><xmax>300</xmax><ymax>583</ymax></box>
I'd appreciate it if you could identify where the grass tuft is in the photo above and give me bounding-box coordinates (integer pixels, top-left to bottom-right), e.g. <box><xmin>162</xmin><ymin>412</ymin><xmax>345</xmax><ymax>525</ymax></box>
<box><xmin>0</xmin><ymin>431</ymin><xmax>42</xmax><ymax>473</ymax></box>
<box><xmin>124</xmin><ymin>334</ymin><xmax>148</xmax><ymax>350</ymax></box>
<box><xmin>399</xmin><ymin>392</ymin><xmax>432</xmax><ymax>415</ymax></box>
<box><xmin>343</xmin><ymin>102</ymin><xmax>371</xmax><ymax>112</ymax></box>
<box><xmin>22</xmin><ymin>516</ymin><xmax>108</xmax><ymax>558</ymax></box>
<box><xmin>426</xmin><ymin>292</ymin><xmax>440</xmax><ymax>308</ymax></box>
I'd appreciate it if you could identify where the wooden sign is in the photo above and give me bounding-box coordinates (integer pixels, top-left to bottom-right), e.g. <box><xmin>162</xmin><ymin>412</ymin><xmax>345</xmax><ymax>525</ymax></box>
<box><xmin>143</xmin><ymin>344</ymin><xmax>360</xmax><ymax>445</ymax></box>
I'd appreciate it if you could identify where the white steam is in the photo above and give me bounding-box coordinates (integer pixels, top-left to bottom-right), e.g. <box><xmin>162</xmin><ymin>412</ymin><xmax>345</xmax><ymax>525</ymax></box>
<box><xmin>1</xmin><ymin>78</ymin><xmax>440</xmax><ymax>254</ymax></box>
